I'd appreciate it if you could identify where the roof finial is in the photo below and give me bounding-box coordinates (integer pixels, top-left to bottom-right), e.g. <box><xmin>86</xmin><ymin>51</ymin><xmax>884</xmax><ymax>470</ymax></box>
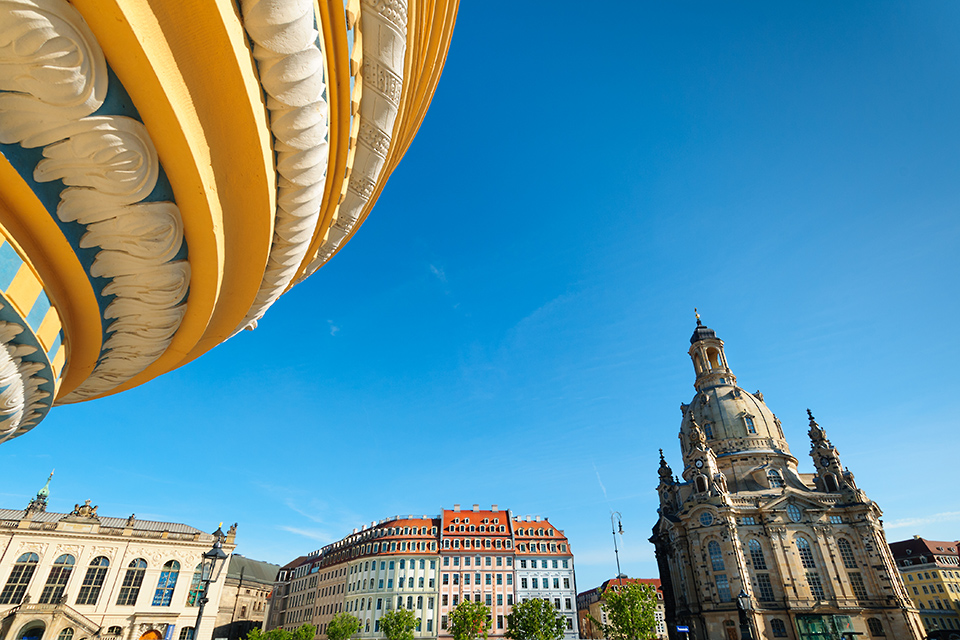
<box><xmin>694</xmin><ymin>307</ymin><xmax>701</xmax><ymax>326</ymax></box>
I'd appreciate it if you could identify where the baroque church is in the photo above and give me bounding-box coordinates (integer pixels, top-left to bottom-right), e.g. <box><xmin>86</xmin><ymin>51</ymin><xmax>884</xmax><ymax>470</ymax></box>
<box><xmin>650</xmin><ymin>318</ymin><xmax>924</xmax><ymax>640</ymax></box>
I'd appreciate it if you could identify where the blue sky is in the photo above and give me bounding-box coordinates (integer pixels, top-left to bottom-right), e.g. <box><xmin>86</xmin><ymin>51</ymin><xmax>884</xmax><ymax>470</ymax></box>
<box><xmin>2</xmin><ymin>1</ymin><xmax>960</xmax><ymax>591</ymax></box>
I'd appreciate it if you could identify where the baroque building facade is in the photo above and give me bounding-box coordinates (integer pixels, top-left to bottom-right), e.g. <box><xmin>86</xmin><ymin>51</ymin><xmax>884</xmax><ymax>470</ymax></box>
<box><xmin>0</xmin><ymin>478</ymin><xmax>236</xmax><ymax>640</ymax></box>
<box><xmin>213</xmin><ymin>555</ymin><xmax>279</xmax><ymax>640</ymax></box>
<box><xmin>650</xmin><ymin>318</ymin><xmax>924</xmax><ymax>640</ymax></box>
<box><xmin>889</xmin><ymin>537</ymin><xmax>960</xmax><ymax>639</ymax></box>
<box><xmin>267</xmin><ymin>505</ymin><xmax>578</xmax><ymax>640</ymax></box>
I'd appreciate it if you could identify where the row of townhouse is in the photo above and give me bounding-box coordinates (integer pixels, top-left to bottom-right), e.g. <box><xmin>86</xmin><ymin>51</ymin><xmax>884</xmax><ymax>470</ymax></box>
<box><xmin>266</xmin><ymin>505</ymin><xmax>578</xmax><ymax>640</ymax></box>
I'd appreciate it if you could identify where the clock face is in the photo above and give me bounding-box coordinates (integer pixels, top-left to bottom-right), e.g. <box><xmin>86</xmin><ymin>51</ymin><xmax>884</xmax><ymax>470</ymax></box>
<box><xmin>819</xmin><ymin>456</ymin><xmax>830</xmax><ymax>466</ymax></box>
<box><xmin>695</xmin><ymin>459</ymin><xmax>704</xmax><ymax>469</ymax></box>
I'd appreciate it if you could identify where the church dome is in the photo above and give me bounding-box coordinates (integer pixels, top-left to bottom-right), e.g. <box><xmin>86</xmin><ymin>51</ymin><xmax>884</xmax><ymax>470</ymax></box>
<box><xmin>681</xmin><ymin>384</ymin><xmax>788</xmax><ymax>454</ymax></box>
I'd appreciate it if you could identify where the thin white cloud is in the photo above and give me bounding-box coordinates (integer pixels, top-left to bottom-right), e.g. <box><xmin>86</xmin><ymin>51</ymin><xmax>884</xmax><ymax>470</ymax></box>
<box><xmin>885</xmin><ymin>511</ymin><xmax>960</xmax><ymax>530</ymax></box>
<box><xmin>327</xmin><ymin>319</ymin><xmax>340</xmax><ymax>336</ymax></box>
<box><xmin>429</xmin><ymin>264</ymin><xmax>446</xmax><ymax>283</ymax></box>
<box><xmin>593</xmin><ymin>465</ymin><xmax>608</xmax><ymax>501</ymax></box>
<box><xmin>278</xmin><ymin>526</ymin><xmax>334</xmax><ymax>543</ymax></box>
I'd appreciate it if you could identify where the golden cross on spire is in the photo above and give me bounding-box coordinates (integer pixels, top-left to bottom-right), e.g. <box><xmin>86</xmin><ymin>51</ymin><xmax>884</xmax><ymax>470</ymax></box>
<box><xmin>694</xmin><ymin>307</ymin><xmax>701</xmax><ymax>325</ymax></box>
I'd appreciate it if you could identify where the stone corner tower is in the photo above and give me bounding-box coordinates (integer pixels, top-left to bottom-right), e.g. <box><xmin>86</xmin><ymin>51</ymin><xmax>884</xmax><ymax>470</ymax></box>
<box><xmin>649</xmin><ymin>316</ymin><xmax>924</xmax><ymax>640</ymax></box>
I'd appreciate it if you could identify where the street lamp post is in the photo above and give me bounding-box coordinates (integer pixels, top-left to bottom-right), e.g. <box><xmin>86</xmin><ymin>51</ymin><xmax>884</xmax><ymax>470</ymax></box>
<box><xmin>610</xmin><ymin>512</ymin><xmax>624</xmax><ymax>587</ymax></box>
<box><xmin>194</xmin><ymin>525</ymin><xmax>229</xmax><ymax>640</ymax></box>
<box><xmin>736</xmin><ymin>590</ymin><xmax>754</xmax><ymax>640</ymax></box>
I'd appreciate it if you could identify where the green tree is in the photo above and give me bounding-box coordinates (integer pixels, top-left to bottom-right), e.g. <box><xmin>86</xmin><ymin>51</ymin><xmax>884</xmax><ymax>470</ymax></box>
<box><xmin>504</xmin><ymin>598</ymin><xmax>565</xmax><ymax>640</ymax></box>
<box><xmin>246</xmin><ymin>624</ymin><xmax>316</xmax><ymax>640</ymax></box>
<box><xmin>587</xmin><ymin>582</ymin><xmax>658</xmax><ymax>640</ymax></box>
<box><xmin>292</xmin><ymin>625</ymin><xmax>317</xmax><ymax>640</ymax></box>
<box><xmin>381</xmin><ymin>608</ymin><xmax>420</xmax><ymax>640</ymax></box>
<box><xmin>448</xmin><ymin>599</ymin><xmax>491</xmax><ymax>640</ymax></box>
<box><xmin>326</xmin><ymin>612</ymin><xmax>362</xmax><ymax>640</ymax></box>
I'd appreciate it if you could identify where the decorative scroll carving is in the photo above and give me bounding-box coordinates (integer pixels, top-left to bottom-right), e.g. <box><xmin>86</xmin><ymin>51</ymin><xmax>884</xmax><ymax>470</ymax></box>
<box><xmin>0</xmin><ymin>0</ymin><xmax>189</xmax><ymax>403</ymax></box>
<box><xmin>236</xmin><ymin>0</ymin><xmax>331</xmax><ymax>331</ymax></box>
<box><xmin>295</xmin><ymin>0</ymin><xmax>408</xmax><ymax>282</ymax></box>
<box><xmin>0</xmin><ymin>322</ymin><xmax>51</xmax><ymax>440</ymax></box>
<box><xmin>45</xmin><ymin>117</ymin><xmax>189</xmax><ymax>402</ymax></box>
<box><xmin>0</xmin><ymin>0</ymin><xmax>107</xmax><ymax>147</ymax></box>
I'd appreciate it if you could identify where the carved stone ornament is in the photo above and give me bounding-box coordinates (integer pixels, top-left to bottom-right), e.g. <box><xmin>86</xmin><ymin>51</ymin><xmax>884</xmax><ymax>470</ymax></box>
<box><xmin>18</xmin><ymin>542</ymin><xmax>46</xmax><ymax>556</ymax></box>
<box><xmin>236</xmin><ymin>0</ymin><xmax>331</xmax><ymax>331</ymax></box>
<box><xmin>0</xmin><ymin>321</ymin><xmax>50</xmax><ymax>438</ymax></box>
<box><xmin>0</xmin><ymin>0</ymin><xmax>189</xmax><ymax>404</ymax></box>
<box><xmin>295</xmin><ymin>0</ymin><xmax>408</xmax><ymax>282</ymax></box>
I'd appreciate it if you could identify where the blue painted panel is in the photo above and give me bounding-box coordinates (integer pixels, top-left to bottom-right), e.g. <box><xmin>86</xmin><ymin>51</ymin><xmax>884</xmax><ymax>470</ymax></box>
<box><xmin>0</xmin><ymin>242</ymin><xmax>20</xmax><ymax>290</ymax></box>
<box><xmin>25</xmin><ymin>292</ymin><xmax>50</xmax><ymax>332</ymax></box>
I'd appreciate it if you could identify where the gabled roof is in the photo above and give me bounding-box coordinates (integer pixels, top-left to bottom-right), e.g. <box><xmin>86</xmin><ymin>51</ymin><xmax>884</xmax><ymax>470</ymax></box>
<box><xmin>0</xmin><ymin>509</ymin><xmax>204</xmax><ymax>535</ymax></box>
<box><xmin>227</xmin><ymin>554</ymin><xmax>280</xmax><ymax>585</ymax></box>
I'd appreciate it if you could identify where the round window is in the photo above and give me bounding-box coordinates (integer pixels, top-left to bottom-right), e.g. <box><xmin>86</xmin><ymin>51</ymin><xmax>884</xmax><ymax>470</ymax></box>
<box><xmin>787</xmin><ymin>504</ymin><xmax>802</xmax><ymax>522</ymax></box>
<box><xmin>699</xmin><ymin>511</ymin><xmax>714</xmax><ymax>527</ymax></box>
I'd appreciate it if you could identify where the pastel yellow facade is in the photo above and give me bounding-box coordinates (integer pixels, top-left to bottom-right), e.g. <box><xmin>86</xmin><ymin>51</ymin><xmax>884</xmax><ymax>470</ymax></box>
<box><xmin>0</xmin><ymin>0</ymin><xmax>457</xmax><ymax>442</ymax></box>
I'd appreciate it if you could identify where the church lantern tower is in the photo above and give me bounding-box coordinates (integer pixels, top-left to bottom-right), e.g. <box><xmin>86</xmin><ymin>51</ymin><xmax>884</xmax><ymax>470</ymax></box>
<box><xmin>650</xmin><ymin>317</ymin><xmax>924</xmax><ymax>640</ymax></box>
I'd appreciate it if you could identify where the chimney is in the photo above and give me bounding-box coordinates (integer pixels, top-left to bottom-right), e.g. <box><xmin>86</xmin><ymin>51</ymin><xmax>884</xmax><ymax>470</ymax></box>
<box><xmin>453</xmin><ymin>504</ymin><xmax>461</xmax><ymax>512</ymax></box>
<box><xmin>491</xmin><ymin>504</ymin><xmax>498</xmax><ymax>511</ymax></box>
<box><xmin>472</xmin><ymin>504</ymin><xmax>480</xmax><ymax>512</ymax></box>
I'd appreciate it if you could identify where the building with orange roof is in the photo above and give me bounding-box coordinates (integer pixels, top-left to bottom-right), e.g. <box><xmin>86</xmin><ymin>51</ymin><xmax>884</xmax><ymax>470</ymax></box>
<box><xmin>267</xmin><ymin>505</ymin><xmax>579</xmax><ymax>640</ymax></box>
<box><xmin>437</xmin><ymin>505</ymin><xmax>518</xmax><ymax>639</ymax></box>
<box><xmin>889</xmin><ymin>536</ymin><xmax>960</xmax><ymax>638</ymax></box>
<box><xmin>512</xmin><ymin>514</ymin><xmax>578</xmax><ymax>638</ymax></box>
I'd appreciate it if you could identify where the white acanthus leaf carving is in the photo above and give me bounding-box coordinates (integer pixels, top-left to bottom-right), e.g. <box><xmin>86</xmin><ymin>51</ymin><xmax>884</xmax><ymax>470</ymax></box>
<box><xmin>0</xmin><ymin>320</ymin><xmax>50</xmax><ymax>443</ymax></box>
<box><xmin>294</xmin><ymin>0</ymin><xmax>408</xmax><ymax>284</ymax></box>
<box><xmin>0</xmin><ymin>0</ymin><xmax>190</xmax><ymax>406</ymax></box>
<box><xmin>0</xmin><ymin>0</ymin><xmax>106</xmax><ymax>147</ymax></box>
<box><xmin>236</xmin><ymin>0</ymin><xmax>330</xmax><ymax>332</ymax></box>
<box><xmin>31</xmin><ymin>116</ymin><xmax>189</xmax><ymax>403</ymax></box>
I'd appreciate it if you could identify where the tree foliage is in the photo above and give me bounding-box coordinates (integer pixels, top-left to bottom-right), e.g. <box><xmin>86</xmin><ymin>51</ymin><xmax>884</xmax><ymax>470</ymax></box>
<box><xmin>504</xmin><ymin>598</ymin><xmax>565</xmax><ymax>640</ymax></box>
<box><xmin>246</xmin><ymin>624</ymin><xmax>317</xmax><ymax>640</ymax></box>
<box><xmin>381</xmin><ymin>608</ymin><xmax>420</xmax><ymax>640</ymax></box>
<box><xmin>587</xmin><ymin>582</ymin><xmax>658</xmax><ymax>640</ymax></box>
<box><xmin>326</xmin><ymin>612</ymin><xmax>362</xmax><ymax>640</ymax></box>
<box><xmin>448</xmin><ymin>599</ymin><xmax>491</xmax><ymax>640</ymax></box>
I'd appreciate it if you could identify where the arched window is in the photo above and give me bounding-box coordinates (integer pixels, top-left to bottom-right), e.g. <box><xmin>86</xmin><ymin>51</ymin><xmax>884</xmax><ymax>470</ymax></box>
<box><xmin>186</xmin><ymin>564</ymin><xmax>203</xmax><ymax>606</ymax></box>
<box><xmin>703</xmin><ymin>422</ymin><xmax>714</xmax><ymax>439</ymax></box>
<box><xmin>695</xmin><ymin>476</ymin><xmax>708</xmax><ymax>493</ymax></box>
<box><xmin>178</xmin><ymin>628</ymin><xmax>195</xmax><ymax>640</ymax></box>
<box><xmin>867</xmin><ymin>618</ymin><xmax>885</xmax><ymax>636</ymax></box>
<box><xmin>76</xmin><ymin>556</ymin><xmax>109</xmax><ymax>605</ymax></box>
<box><xmin>796</xmin><ymin>537</ymin><xmax>816</xmax><ymax>568</ymax></box>
<box><xmin>707</xmin><ymin>348</ymin><xmax>720</xmax><ymax>370</ymax></box>
<box><xmin>152</xmin><ymin>560</ymin><xmax>180</xmax><ymax>606</ymax></box>
<box><xmin>708</xmin><ymin>541</ymin><xmax>725</xmax><ymax>571</ymax></box>
<box><xmin>0</xmin><ymin>552</ymin><xmax>39</xmax><ymax>604</ymax></box>
<box><xmin>824</xmin><ymin>473</ymin><xmax>839</xmax><ymax>492</ymax></box>
<box><xmin>771</xmin><ymin>619</ymin><xmax>787</xmax><ymax>637</ymax></box>
<box><xmin>768</xmin><ymin>470</ymin><xmax>784</xmax><ymax>488</ymax></box>
<box><xmin>40</xmin><ymin>554</ymin><xmax>76</xmax><ymax>603</ymax></box>
<box><xmin>56</xmin><ymin>628</ymin><xmax>74</xmax><ymax>640</ymax></box>
<box><xmin>106</xmin><ymin>628</ymin><xmax>123</xmax><ymax>637</ymax></box>
<box><xmin>838</xmin><ymin>538</ymin><xmax>857</xmax><ymax>569</ymax></box>
<box><xmin>748</xmin><ymin>540</ymin><xmax>767</xmax><ymax>570</ymax></box>
<box><xmin>117</xmin><ymin>559</ymin><xmax>147</xmax><ymax>605</ymax></box>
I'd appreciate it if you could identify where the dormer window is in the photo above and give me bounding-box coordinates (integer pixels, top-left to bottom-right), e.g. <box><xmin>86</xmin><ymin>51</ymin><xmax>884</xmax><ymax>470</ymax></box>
<box><xmin>768</xmin><ymin>469</ymin><xmax>784</xmax><ymax>488</ymax></box>
<box><xmin>703</xmin><ymin>422</ymin><xmax>714</xmax><ymax>439</ymax></box>
<box><xmin>745</xmin><ymin>416</ymin><xmax>756</xmax><ymax>434</ymax></box>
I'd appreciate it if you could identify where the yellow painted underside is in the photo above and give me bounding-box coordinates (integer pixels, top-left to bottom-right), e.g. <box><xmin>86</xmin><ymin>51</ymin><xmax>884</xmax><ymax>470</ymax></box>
<box><xmin>0</xmin><ymin>0</ymin><xmax>458</xmax><ymax>403</ymax></box>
